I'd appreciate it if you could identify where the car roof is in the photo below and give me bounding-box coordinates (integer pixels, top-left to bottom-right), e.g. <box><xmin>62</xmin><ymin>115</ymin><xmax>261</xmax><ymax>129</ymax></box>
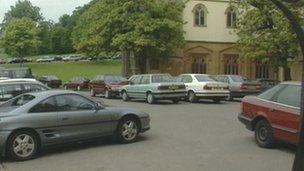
<box><xmin>0</xmin><ymin>78</ymin><xmax>37</xmax><ymax>83</ymax></box>
<box><xmin>281</xmin><ymin>81</ymin><xmax>301</xmax><ymax>86</ymax></box>
<box><xmin>26</xmin><ymin>90</ymin><xmax>79</xmax><ymax>97</ymax></box>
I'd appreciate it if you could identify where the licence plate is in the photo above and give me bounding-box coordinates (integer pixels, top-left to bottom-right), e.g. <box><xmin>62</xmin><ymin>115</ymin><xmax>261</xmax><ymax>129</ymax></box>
<box><xmin>169</xmin><ymin>85</ymin><xmax>178</xmax><ymax>90</ymax></box>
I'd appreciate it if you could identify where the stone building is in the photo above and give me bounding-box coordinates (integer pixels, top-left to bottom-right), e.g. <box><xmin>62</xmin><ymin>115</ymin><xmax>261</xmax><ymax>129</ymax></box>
<box><xmin>146</xmin><ymin>0</ymin><xmax>301</xmax><ymax>80</ymax></box>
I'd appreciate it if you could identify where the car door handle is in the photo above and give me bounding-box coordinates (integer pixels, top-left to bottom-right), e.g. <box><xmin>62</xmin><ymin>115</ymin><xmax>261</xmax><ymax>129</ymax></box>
<box><xmin>62</xmin><ymin>117</ymin><xmax>69</xmax><ymax>121</ymax></box>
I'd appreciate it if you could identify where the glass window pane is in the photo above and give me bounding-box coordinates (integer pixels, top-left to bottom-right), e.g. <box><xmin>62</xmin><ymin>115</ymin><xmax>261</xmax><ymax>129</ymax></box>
<box><xmin>30</xmin><ymin>97</ymin><xmax>56</xmax><ymax>113</ymax></box>
<box><xmin>55</xmin><ymin>95</ymin><xmax>95</xmax><ymax>111</ymax></box>
<box><xmin>258</xmin><ymin>84</ymin><xmax>285</xmax><ymax>101</ymax></box>
<box><xmin>275</xmin><ymin>85</ymin><xmax>301</xmax><ymax>108</ymax></box>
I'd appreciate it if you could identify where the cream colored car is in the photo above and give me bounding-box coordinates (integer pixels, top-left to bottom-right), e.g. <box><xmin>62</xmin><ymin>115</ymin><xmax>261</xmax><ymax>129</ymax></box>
<box><xmin>177</xmin><ymin>74</ymin><xmax>229</xmax><ymax>103</ymax></box>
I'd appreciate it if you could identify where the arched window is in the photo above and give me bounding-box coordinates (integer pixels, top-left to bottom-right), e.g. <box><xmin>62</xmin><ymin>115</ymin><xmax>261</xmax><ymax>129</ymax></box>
<box><xmin>255</xmin><ymin>61</ymin><xmax>270</xmax><ymax>78</ymax></box>
<box><xmin>226</xmin><ymin>7</ymin><xmax>238</xmax><ymax>28</ymax></box>
<box><xmin>192</xmin><ymin>57</ymin><xmax>207</xmax><ymax>74</ymax></box>
<box><xmin>193</xmin><ymin>4</ymin><xmax>207</xmax><ymax>27</ymax></box>
<box><xmin>224</xmin><ymin>54</ymin><xmax>239</xmax><ymax>75</ymax></box>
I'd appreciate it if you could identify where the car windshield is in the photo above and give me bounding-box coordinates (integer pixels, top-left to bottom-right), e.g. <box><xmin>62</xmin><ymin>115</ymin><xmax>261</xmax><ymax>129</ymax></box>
<box><xmin>105</xmin><ymin>76</ymin><xmax>127</xmax><ymax>83</ymax></box>
<box><xmin>230</xmin><ymin>76</ymin><xmax>249</xmax><ymax>82</ymax></box>
<box><xmin>152</xmin><ymin>75</ymin><xmax>175</xmax><ymax>83</ymax></box>
<box><xmin>195</xmin><ymin>75</ymin><xmax>216</xmax><ymax>82</ymax></box>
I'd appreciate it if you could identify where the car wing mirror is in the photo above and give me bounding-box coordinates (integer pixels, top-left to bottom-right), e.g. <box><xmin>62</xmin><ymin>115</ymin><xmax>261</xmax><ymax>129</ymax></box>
<box><xmin>95</xmin><ymin>101</ymin><xmax>105</xmax><ymax>110</ymax></box>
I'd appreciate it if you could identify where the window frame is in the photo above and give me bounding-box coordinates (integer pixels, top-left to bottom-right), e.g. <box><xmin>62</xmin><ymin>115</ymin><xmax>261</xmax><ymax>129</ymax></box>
<box><xmin>193</xmin><ymin>4</ymin><xmax>208</xmax><ymax>27</ymax></box>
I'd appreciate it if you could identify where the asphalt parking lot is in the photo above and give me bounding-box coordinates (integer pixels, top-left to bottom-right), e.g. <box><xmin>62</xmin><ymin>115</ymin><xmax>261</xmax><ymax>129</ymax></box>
<box><xmin>0</xmin><ymin>94</ymin><xmax>296</xmax><ymax>171</ymax></box>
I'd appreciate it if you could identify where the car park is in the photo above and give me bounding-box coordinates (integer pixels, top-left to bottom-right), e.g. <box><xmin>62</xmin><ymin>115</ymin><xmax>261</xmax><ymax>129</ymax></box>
<box><xmin>0</xmin><ymin>90</ymin><xmax>150</xmax><ymax>161</ymax></box>
<box><xmin>89</xmin><ymin>75</ymin><xmax>128</xmax><ymax>98</ymax></box>
<box><xmin>0</xmin><ymin>79</ymin><xmax>50</xmax><ymax>104</ymax></box>
<box><xmin>256</xmin><ymin>78</ymin><xmax>280</xmax><ymax>92</ymax></box>
<box><xmin>64</xmin><ymin>77</ymin><xmax>90</xmax><ymax>91</ymax></box>
<box><xmin>121</xmin><ymin>74</ymin><xmax>186</xmax><ymax>104</ymax></box>
<box><xmin>177</xmin><ymin>74</ymin><xmax>229</xmax><ymax>103</ymax></box>
<box><xmin>215</xmin><ymin>75</ymin><xmax>261</xmax><ymax>100</ymax></box>
<box><xmin>238</xmin><ymin>82</ymin><xmax>300</xmax><ymax>148</ymax></box>
<box><xmin>38</xmin><ymin>75</ymin><xmax>62</xmax><ymax>88</ymax></box>
<box><xmin>36</xmin><ymin>57</ymin><xmax>54</xmax><ymax>63</ymax></box>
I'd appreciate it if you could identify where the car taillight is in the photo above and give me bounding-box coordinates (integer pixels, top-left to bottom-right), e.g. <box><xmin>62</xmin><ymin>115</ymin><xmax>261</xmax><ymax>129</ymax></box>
<box><xmin>158</xmin><ymin>85</ymin><xmax>168</xmax><ymax>90</ymax></box>
<box><xmin>240</xmin><ymin>84</ymin><xmax>247</xmax><ymax>89</ymax></box>
<box><xmin>203</xmin><ymin>85</ymin><xmax>212</xmax><ymax>90</ymax></box>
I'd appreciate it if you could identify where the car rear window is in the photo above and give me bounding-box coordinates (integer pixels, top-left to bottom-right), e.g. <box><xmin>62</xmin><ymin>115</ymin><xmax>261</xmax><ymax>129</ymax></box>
<box><xmin>230</xmin><ymin>76</ymin><xmax>249</xmax><ymax>82</ymax></box>
<box><xmin>195</xmin><ymin>75</ymin><xmax>216</xmax><ymax>82</ymax></box>
<box><xmin>1</xmin><ymin>94</ymin><xmax>35</xmax><ymax>107</ymax></box>
<box><xmin>152</xmin><ymin>75</ymin><xmax>175</xmax><ymax>83</ymax></box>
<box><xmin>105</xmin><ymin>76</ymin><xmax>127</xmax><ymax>83</ymax></box>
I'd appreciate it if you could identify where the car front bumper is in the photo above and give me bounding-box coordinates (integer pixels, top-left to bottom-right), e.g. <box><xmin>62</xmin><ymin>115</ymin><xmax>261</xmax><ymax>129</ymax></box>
<box><xmin>238</xmin><ymin>113</ymin><xmax>254</xmax><ymax>131</ymax></box>
<box><xmin>0</xmin><ymin>131</ymin><xmax>11</xmax><ymax>157</ymax></box>
<box><xmin>140</xmin><ymin>117</ymin><xmax>151</xmax><ymax>133</ymax></box>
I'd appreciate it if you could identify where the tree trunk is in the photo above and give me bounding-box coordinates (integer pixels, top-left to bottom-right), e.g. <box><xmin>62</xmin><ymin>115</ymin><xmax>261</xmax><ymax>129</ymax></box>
<box><xmin>283</xmin><ymin>66</ymin><xmax>292</xmax><ymax>81</ymax></box>
<box><xmin>121</xmin><ymin>50</ymin><xmax>130</xmax><ymax>78</ymax></box>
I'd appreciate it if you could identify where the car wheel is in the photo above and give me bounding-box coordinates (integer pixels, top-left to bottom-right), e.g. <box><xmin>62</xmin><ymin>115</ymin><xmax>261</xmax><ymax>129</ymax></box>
<box><xmin>7</xmin><ymin>130</ymin><xmax>39</xmax><ymax>161</ymax></box>
<box><xmin>117</xmin><ymin>118</ymin><xmax>139</xmax><ymax>143</ymax></box>
<box><xmin>255</xmin><ymin>120</ymin><xmax>275</xmax><ymax>148</ymax></box>
<box><xmin>77</xmin><ymin>86</ymin><xmax>81</xmax><ymax>91</ymax></box>
<box><xmin>90</xmin><ymin>89</ymin><xmax>96</xmax><ymax>97</ymax></box>
<box><xmin>172</xmin><ymin>98</ymin><xmax>180</xmax><ymax>104</ymax></box>
<box><xmin>213</xmin><ymin>98</ymin><xmax>221</xmax><ymax>103</ymax></box>
<box><xmin>147</xmin><ymin>93</ymin><xmax>155</xmax><ymax>104</ymax></box>
<box><xmin>105</xmin><ymin>89</ymin><xmax>111</xmax><ymax>99</ymax></box>
<box><xmin>226</xmin><ymin>93</ymin><xmax>233</xmax><ymax>101</ymax></box>
<box><xmin>122</xmin><ymin>91</ymin><xmax>130</xmax><ymax>101</ymax></box>
<box><xmin>188</xmin><ymin>91</ymin><xmax>197</xmax><ymax>103</ymax></box>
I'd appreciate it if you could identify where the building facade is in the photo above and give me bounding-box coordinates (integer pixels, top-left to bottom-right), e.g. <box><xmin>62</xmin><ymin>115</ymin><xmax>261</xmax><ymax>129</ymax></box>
<box><xmin>146</xmin><ymin>0</ymin><xmax>299</xmax><ymax>80</ymax></box>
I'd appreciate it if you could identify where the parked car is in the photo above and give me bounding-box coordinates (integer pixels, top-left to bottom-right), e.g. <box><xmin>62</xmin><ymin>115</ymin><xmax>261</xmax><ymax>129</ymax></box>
<box><xmin>177</xmin><ymin>74</ymin><xmax>229</xmax><ymax>103</ymax></box>
<box><xmin>36</xmin><ymin>57</ymin><xmax>54</xmax><ymax>63</ymax></box>
<box><xmin>0</xmin><ymin>79</ymin><xmax>50</xmax><ymax>104</ymax></box>
<box><xmin>38</xmin><ymin>75</ymin><xmax>62</xmax><ymax>88</ymax></box>
<box><xmin>215</xmin><ymin>75</ymin><xmax>261</xmax><ymax>100</ymax></box>
<box><xmin>0</xmin><ymin>59</ymin><xmax>6</xmax><ymax>64</ymax></box>
<box><xmin>64</xmin><ymin>77</ymin><xmax>90</xmax><ymax>91</ymax></box>
<box><xmin>8</xmin><ymin>58</ymin><xmax>29</xmax><ymax>64</ymax></box>
<box><xmin>255</xmin><ymin>78</ymin><xmax>280</xmax><ymax>92</ymax></box>
<box><xmin>89</xmin><ymin>75</ymin><xmax>128</xmax><ymax>98</ymax></box>
<box><xmin>238</xmin><ymin>82</ymin><xmax>300</xmax><ymax>148</ymax></box>
<box><xmin>0</xmin><ymin>90</ymin><xmax>150</xmax><ymax>161</ymax></box>
<box><xmin>121</xmin><ymin>74</ymin><xmax>186</xmax><ymax>104</ymax></box>
<box><xmin>0</xmin><ymin>67</ymin><xmax>34</xmax><ymax>79</ymax></box>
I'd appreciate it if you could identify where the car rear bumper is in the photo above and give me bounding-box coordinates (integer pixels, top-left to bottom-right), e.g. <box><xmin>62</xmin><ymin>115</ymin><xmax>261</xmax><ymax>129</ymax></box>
<box><xmin>153</xmin><ymin>92</ymin><xmax>187</xmax><ymax>99</ymax></box>
<box><xmin>195</xmin><ymin>92</ymin><xmax>229</xmax><ymax>98</ymax></box>
<box><xmin>238</xmin><ymin>113</ymin><xmax>254</xmax><ymax>131</ymax></box>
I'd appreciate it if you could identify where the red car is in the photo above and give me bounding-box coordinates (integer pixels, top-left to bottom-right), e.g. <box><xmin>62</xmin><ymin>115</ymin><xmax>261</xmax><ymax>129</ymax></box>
<box><xmin>89</xmin><ymin>75</ymin><xmax>128</xmax><ymax>98</ymax></box>
<box><xmin>238</xmin><ymin>82</ymin><xmax>300</xmax><ymax>148</ymax></box>
<box><xmin>63</xmin><ymin>77</ymin><xmax>90</xmax><ymax>91</ymax></box>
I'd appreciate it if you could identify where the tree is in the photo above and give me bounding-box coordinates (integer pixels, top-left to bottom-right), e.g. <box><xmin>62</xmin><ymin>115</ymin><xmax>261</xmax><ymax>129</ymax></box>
<box><xmin>72</xmin><ymin>0</ymin><xmax>185</xmax><ymax>76</ymax></box>
<box><xmin>2</xmin><ymin>0</ymin><xmax>43</xmax><ymax>26</ymax></box>
<box><xmin>1</xmin><ymin>18</ymin><xmax>41</xmax><ymax>64</ymax></box>
<box><xmin>38</xmin><ymin>20</ymin><xmax>54</xmax><ymax>54</ymax></box>
<box><xmin>234</xmin><ymin>0</ymin><xmax>302</xmax><ymax>80</ymax></box>
<box><xmin>50</xmin><ymin>26</ymin><xmax>74</xmax><ymax>54</ymax></box>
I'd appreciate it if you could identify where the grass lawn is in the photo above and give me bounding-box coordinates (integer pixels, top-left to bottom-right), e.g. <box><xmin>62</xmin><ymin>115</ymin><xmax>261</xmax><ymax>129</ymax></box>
<box><xmin>1</xmin><ymin>61</ymin><xmax>122</xmax><ymax>82</ymax></box>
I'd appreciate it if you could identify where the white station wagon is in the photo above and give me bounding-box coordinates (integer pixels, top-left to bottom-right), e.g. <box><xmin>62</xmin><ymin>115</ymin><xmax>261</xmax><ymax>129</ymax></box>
<box><xmin>177</xmin><ymin>74</ymin><xmax>229</xmax><ymax>103</ymax></box>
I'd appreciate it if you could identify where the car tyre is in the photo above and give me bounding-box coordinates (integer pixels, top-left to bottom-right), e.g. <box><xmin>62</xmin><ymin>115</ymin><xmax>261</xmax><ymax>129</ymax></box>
<box><xmin>188</xmin><ymin>91</ymin><xmax>197</xmax><ymax>103</ymax></box>
<box><xmin>105</xmin><ymin>89</ymin><xmax>111</xmax><ymax>99</ymax></box>
<box><xmin>90</xmin><ymin>89</ymin><xmax>96</xmax><ymax>97</ymax></box>
<box><xmin>147</xmin><ymin>93</ymin><xmax>155</xmax><ymax>104</ymax></box>
<box><xmin>7</xmin><ymin>130</ymin><xmax>39</xmax><ymax>161</ymax></box>
<box><xmin>117</xmin><ymin>117</ymin><xmax>139</xmax><ymax>143</ymax></box>
<box><xmin>122</xmin><ymin>91</ymin><xmax>130</xmax><ymax>101</ymax></box>
<box><xmin>255</xmin><ymin>120</ymin><xmax>275</xmax><ymax>148</ymax></box>
<box><xmin>172</xmin><ymin>98</ymin><xmax>180</xmax><ymax>104</ymax></box>
<box><xmin>213</xmin><ymin>98</ymin><xmax>221</xmax><ymax>103</ymax></box>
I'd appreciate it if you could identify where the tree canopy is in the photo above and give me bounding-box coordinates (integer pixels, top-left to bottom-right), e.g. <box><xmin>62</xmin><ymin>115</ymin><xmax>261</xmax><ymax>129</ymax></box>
<box><xmin>235</xmin><ymin>0</ymin><xmax>303</xmax><ymax>80</ymax></box>
<box><xmin>72</xmin><ymin>0</ymin><xmax>185</xmax><ymax>73</ymax></box>
<box><xmin>1</xmin><ymin>18</ymin><xmax>41</xmax><ymax>58</ymax></box>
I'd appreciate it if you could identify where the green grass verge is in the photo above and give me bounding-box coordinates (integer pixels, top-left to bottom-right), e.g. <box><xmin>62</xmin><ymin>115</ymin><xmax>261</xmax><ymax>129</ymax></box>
<box><xmin>1</xmin><ymin>61</ymin><xmax>122</xmax><ymax>82</ymax></box>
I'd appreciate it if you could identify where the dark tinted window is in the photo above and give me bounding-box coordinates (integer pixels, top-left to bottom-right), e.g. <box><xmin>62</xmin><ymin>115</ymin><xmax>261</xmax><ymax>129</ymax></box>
<box><xmin>258</xmin><ymin>84</ymin><xmax>285</xmax><ymax>101</ymax></box>
<box><xmin>275</xmin><ymin>85</ymin><xmax>301</xmax><ymax>108</ymax></box>
<box><xmin>195</xmin><ymin>75</ymin><xmax>216</xmax><ymax>82</ymax></box>
<box><xmin>0</xmin><ymin>84</ymin><xmax>23</xmax><ymax>102</ymax></box>
<box><xmin>55</xmin><ymin>94</ymin><xmax>95</xmax><ymax>111</ymax></box>
<box><xmin>30</xmin><ymin>97</ymin><xmax>57</xmax><ymax>113</ymax></box>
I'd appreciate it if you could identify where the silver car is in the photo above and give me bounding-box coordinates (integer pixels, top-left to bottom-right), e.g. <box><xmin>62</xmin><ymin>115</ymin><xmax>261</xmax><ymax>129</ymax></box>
<box><xmin>0</xmin><ymin>90</ymin><xmax>150</xmax><ymax>161</ymax></box>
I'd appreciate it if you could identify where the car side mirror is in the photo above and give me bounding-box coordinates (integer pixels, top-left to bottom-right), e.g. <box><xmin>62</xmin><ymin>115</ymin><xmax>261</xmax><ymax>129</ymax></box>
<box><xmin>95</xmin><ymin>102</ymin><xmax>105</xmax><ymax>110</ymax></box>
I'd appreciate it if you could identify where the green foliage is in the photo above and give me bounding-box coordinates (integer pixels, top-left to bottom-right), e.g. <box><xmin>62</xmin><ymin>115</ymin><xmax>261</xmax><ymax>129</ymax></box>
<box><xmin>50</xmin><ymin>26</ymin><xmax>74</xmax><ymax>54</ymax></box>
<box><xmin>2</xmin><ymin>0</ymin><xmax>43</xmax><ymax>26</ymax></box>
<box><xmin>72</xmin><ymin>0</ymin><xmax>185</xmax><ymax>67</ymax></box>
<box><xmin>234</xmin><ymin>0</ymin><xmax>302</xmax><ymax>68</ymax></box>
<box><xmin>1</xmin><ymin>18</ymin><xmax>41</xmax><ymax>58</ymax></box>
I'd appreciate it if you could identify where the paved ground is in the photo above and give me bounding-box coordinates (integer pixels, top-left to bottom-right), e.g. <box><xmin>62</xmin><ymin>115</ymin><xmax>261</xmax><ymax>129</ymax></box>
<box><xmin>0</xmin><ymin>94</ymin><xmax>296</xmax><ymax>171</ymax></box>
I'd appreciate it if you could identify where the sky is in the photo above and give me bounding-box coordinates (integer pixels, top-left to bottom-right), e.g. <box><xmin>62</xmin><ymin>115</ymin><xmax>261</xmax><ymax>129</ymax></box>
<box><xmin>0</xmin><ymin>0</ymin><xmax>92</xmax><ymax>22</ymax></box>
